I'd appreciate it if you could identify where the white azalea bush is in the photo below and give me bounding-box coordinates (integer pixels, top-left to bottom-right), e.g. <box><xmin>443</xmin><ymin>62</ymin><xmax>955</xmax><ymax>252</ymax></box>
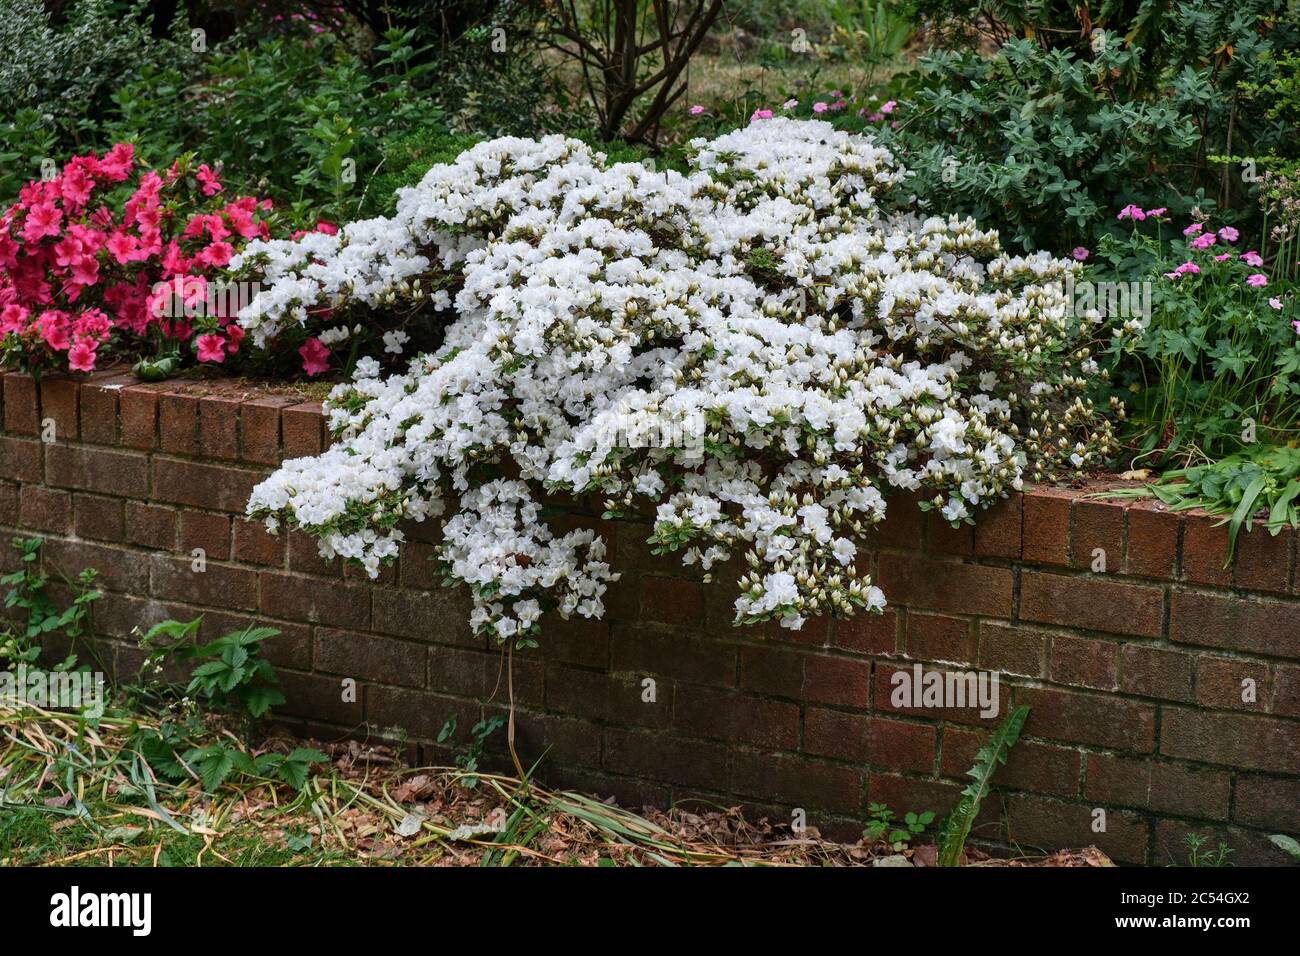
<box><xmin>235</xmin><ymin>118</ymin><xmax>1119</xmax><ymax>646</ymax></box>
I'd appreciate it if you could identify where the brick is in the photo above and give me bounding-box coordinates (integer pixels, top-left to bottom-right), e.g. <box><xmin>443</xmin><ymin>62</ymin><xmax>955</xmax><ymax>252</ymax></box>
<box><xmin>233</xmin><ymin>517</ymin><xmax>285</xmax><ymax>566</ymax></box>
<box><xmin>876</xmin><ymin>662</ymin><xmax>1006</xmax><ymax>724</ymax></box>
<box><xmin>927</xmin><ymin>512</ymin><xmax>973</xmax><ymax>556</ymax></box>
<box><xmin>315</xmin><ymin>628</ymin><xmax>425</xmax><ymax>688</ymax></box>
<box><xmin>738</xmin><ymin>643</ymin><xmax>803</xmax><ymax>698</ymax></box>
<box><xmin>240</xmin><ymin>396</ymin><xmax>296</xmax><ymax>465</ymax></box>
<box><xmin>613</xmin><ymin>625</ymin><xmax>735</xmax><ymax>687</ymax></box>
<box><xmin>73</xmin><ymin>494</ymin><xmax>124</xmax><ymax>542</ymax></box>
<box><xmin>1017</xmin><ymin>686</ymin><xmax>1156</xmax><ymax>753</ymax></box>
<box><xmin>605</xmin><ymin>728</ymin><xmax>732</xmax><ymax>792</ymax></box>
<box><xmin>288</xmin><ymin>528</ymin><xmax>340</xmax><ymax>577</ymax></box>
<box><xmin>546</xmin><ymin>665</ymin><xmax>664</xmax><ymax>728</ymax></box>
<box><xmin>876</xmin><ymin>555</ymin><xmax>1013</xmax><ymax>618</ymax></box>
<box><xmin>0</xmin><ymin>436</ymin><xmax>41</xmax><ymax>482</ymax></box>
<box><xmin>834</xmin><ymin>608</ymin><xmax>897</xmax><ymax>655</ymax></box>
<box><xmin>1124</xmin><ymin>500</ymin><xmax>1179</xmax><ymax>578</ymax></box>
<box><xmin>1007</xmin><ymin>795</ymin><xmax>1148</xmax><ymax>865</ymax></box>
<box><xmin>199</xmin><ymin>395</ymin><xmax>241</xmax><ymax>461</ymax></box>
<box><xmin>973</xmin><ymin>494</ymin><xmax>1022</xmax><ymax>559</ymax></box>
<box><xmin>45</xmin><ymin>444</ymin><xmax>148</xmax><ymax>498</ymax></box>
<box><xmin>1019</xmin><ymin>571</ymin><xmax>1163</xmax><ymax>638</ymax></box>
<box><xmin>0</xmin><ymin>481</ymin><xmax>16</xmax><ymax>526</ymax></box>
<box><xmin>152</xmin><ymin>459</ymin><xmax>262</xmax><ymax>513</ymax></box>
<box><xmin>803</xmin><ymin>653</ymin><xmax>872</xmax><ymax>707</ymax></box>
<box><xmin>77</xmin><ymin>377</ymin><xmax>128</xmax><ymax>445</ymax></box>
<box><xmin>1160</xmin><ymin>707</ymin><xmax>1300</xmax><ymax>774</ymax></box>
<box><xmin>730</xmin><ymin>751</ymin><xmax>862</xmax><ymax>814</ymax></box>
<box><xmin>805</xmin><ymin>709</ymin><xmax>934</xmax><ymax>772</ymax></box>
<box><xmin>1083</xmin><ymin>754</ymin><xmax>1230</xmax><ymax>820</ymax></box>
<box><xmin>38</xmin><ymin>377</ymin><xmax>78</xmax><ymax>441</ymax></box>
<box><xmin>1049</xmin><ymin>634</ymin><xmax>1119</xmax><ymax>690</ymax></box>
<box><xmin>125</xmin><ymin>501</ymin><xmax>177</xmax><ymax>550</ymax></box>
<box><xmin>278</xmin><ymin>669</ymin><xmax>364</xmax><ymax>726</ymax></box>
<box><xmin>639</xmin><ymin>576</ymin><xmax>703</xmax><ymax>628</ymax></box>
<box><xmin>195</xmin><ymin>609</ymin><xmax>311</xmax><ymax>671</ymax></box>
<box><xmin>433</xmin><ymin>644</ymin><xmax>542</xmax><ymax>704</ymax></box>
<box><xmin>1071</xmin><ymin>498</ymin><xmax>1125</xmax><ymax>574</ymax></box>
<box><xmin>151</xmin><ymin>554</ymin><xmax>258</xmax><ymax>611</ymax></box>
<box><xmin>397</xmin><ymin>540</ymin><xmax>441</xmax><ymax>589</ymax></box>
<box><xmin>875</xmin><ymin>492</ymin><xmax>923</xmax><ymax>550</ymax></box>
<box><xmin>1022</xmin><ymin>486</ymin><xmax>1073</xmax><ymax>565</ymax></box>
<box><xmin>1181</xmin><ymin>515</ymin><xmax>1232</xmax><ymax>586</ymax></box>
<box><xmin>43</xmin><ymin>538</ymin><xmax>149</xmax><ymax>592</ymax></box>
<box><xmin>1233</xmin><ymin>525</ymin><xmax>1293</xmax><ymax>594</ymax></box>
<box><xmin>941</xmin><ymin>727</ymin><xmax>1080</xmax><ymax>797</ymax></box>
<box><xmin>905</xmin><ymin>612</ymin><xmax>974</xmax><ymax>665</ymax></box>
<box><xmin>1234</xmin><ymin>775</ymin><xmax>1300</xmax><ymax>831</ymax></box>
<box><xmin>1169</xmin><ymin>590</ymin><xmax>1300</xmax><ymax>658</ymax></box>
<box><xmin>539</xmin><ymin>614</ymin><xmax>609</xmax><ymax>668</ymax></box>
<box><xmin>260</xmin><ymin>572</ymin><xmax>370</xmax><ymax>629</ymax></box>
<box><xmin>868</xmin><ymin>772</ymin><xmax>970</xmax><ymax>822</ymax></box>
<box><xmin>1195</xmin><ymin>656</ymin><xmax>1271</xmax><ymax>712</ymax></box>
<box><xmin>3</xmin><ymin>373</ymin><xmax>39</xmax><ymax>434</ymax></box>
<box><xmin>179</xmin><ymin>511</ymin><xmax>232</xmax><ymax>560</ymax></box>
<box><xmin>1275</xmin><ymin>665</ymin><xmax>1300</xmax><ymax>718</ymax></box>
<box><xmin>1120</xmin><ymin>643</ymin><xmax>1193</xmax><ymax>702</ymax></box>
<box><xmin>158</xmin><ymin>392</ymin><xmax>199</xmax><ymax>456</ymax></box>
<box><xmin>281</xmin><ymin>403</ymin><xmax>324</xmax><ymax>458</ymax></box>
<box><xmin>119</xmin><ymin>387</ymin><xmax>158</xmax><ymax>450</ymax></box>
<box><xmin>1152</xmin><ymin>819</ymin><xmax>1294</xmax><ymax>867</ymax></box>
<box><xmin>19</xmin><ymin>485</ymin><xmax>71</xmax><ymax>533</ymax></box>
<box><xmin>674</xmin><ymin>684</ymin><xmax>799</xmax><ymax>750</ymax></box>
<box><xmin>371</xmin><ymin>587</ymin><xmax>476</xmax><ymax>645</ymax></box>
<box><xmin>977</xmin><ymin>622</ymin><xmax>1046</xmax><ymax>678</ymax></box>
<box><xmin>509</xmin><ymin>712</ymin><xmax>603</xmax><ymax>769</ymax></box>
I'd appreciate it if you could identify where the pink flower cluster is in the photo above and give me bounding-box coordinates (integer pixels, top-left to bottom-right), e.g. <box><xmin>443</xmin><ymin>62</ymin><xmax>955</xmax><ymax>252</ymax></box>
<box><xmin>0</xmin><ymin>145</ymin><xmax>277</xmax><ymax>374</ymax></box>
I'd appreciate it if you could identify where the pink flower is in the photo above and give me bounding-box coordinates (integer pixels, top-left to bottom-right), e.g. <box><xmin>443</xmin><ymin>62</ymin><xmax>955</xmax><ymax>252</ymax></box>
<box><xmin>812</xmin><ymin>102</ymin><xmax>828</xmax><ymax>113</ymax></box>
<box><xmin>1071</xmin><ymin>247</ymin><xmax>1089</xmax><ymax>261</ymax></box>
<box><xmin>224</xmin><ymin>323</ymin><xmax>245</xmax><ymax>354</ymax></box>
<box><xmin>1214</xmin><ymin>253</ymin><xmax>1232</xmax><ymax>261</ymax></box>
<box><xmin>199</xmin><ymin>240</ymin><xmax>234</xmax><ymax>268</ymax></box>
<box><xmin>106</xmin><ymin>230</ymin><xmax>138</xmax><ymax>264</ymax></box>
<box><xmin>749</xmin><ymin>108</ymin><xmax>773</xmax><ymax>122</ymax></box>
<box><xmin>689</xmin><ymin>105</ymin><xmax>705</xmax><ymax>115</ymax></box>
<box><xmin>299</xmin><ymin>337</ymin><xmax>331</xmax><ymax>376</ymax></box>
<box><xmin>1293</xmin><ymin>319</ymin><xmax>1300</xmax><ymax>335</ymax></box>
<box><xmin>1146</xmin><ymin>207</ymin><xmax>1168</xmax><ymax>217</ymax></box>
<box><xmin>21</xmin><ymin>202</ymin><xmax>63</xmax><ymax>242</ymax></box>
<box><xmin>69</xmin><ymin>256</ymin><xmax>100</xmax><ymax>288</ymax></box>
<box><xmin>880</xmin><ymin>100</ymin><xmax>897</xmax><ymax>114</ymax></box>
<box><xmin>1117</xmin><ymin>204</ymin><xmax>1146</xmax><ymax>221</ymax></box>
<box><xmin>315</xmin><ymin>220</ymin><xmax>338</xmax><ymax>236</ymax></box>
<box><xmin>1163</xmin><ymin>261</ymin><xmax>1201</xmax><ymax>279</ymax></box>
<box><xmin>195</xmin><ymin>164</ymin><xmax>223</xmax><ymax>197</ymax></box>
<box><xmin>1189</xmin><ymin>232</ymin><xmax>1216</xmax><ymax>250</ymax></box>
<box><xmin>1241</xmin><ymin>251</ymin><xmax>1264</xmax><ymax>267</ymax></box>
<box><xmin>1269</xmin><ymin>297</ymin><xmax>1283</xmax><ymax>309</ymax></box>
<box><xmin>1217</xmin><ymin>226</ymin><xmax>1239</xmax><ymax>242</ymax></box>
<box><xmin>1182</xmin><ymin>222</ymin><xmax>1203</xmax><ymax>237</ymax></box>
<box><xmin>66</xmin><ymin>340</ymin><xmax>97</xmax><ymax>372</ymax></box>
<box><xmin>782</xmin><ymin>98</ymin><xmax>798</xmax><ymax>109</ymax></box>
<box><xmin>195</xmin><ymin>333</ymin><xmax>226</xmax><ymax>363</ymax></box>
<box><xmin>1247</xmin><ymin>273</ymin><xmax>1268</xmax><ymax>287</ymax></box>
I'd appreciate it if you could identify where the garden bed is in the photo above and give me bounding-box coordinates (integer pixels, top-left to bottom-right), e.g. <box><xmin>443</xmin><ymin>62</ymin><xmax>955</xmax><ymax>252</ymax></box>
<box><xmin>2</xmin><ymin>370</ymin><xmax>1297</xmax><ymax>865</ymax></box>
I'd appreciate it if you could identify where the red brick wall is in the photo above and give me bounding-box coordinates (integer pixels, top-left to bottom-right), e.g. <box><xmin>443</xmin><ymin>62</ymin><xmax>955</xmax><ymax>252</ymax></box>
<box><xmin>2</xmin><ymin>370</ymin><xmax>1298</xmax><ymax>864</ymax></box>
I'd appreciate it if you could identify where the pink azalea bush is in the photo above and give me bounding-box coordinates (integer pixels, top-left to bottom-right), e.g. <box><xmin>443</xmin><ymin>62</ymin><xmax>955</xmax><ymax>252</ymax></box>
<box><xmin>0</xmin><ymin>145</ymin><xmax>278</xmax><ymax>376</ymax></box>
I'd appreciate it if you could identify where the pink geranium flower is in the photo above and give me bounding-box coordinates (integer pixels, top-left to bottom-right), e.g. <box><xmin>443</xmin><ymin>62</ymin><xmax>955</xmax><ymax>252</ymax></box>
<box><xmin>1163</xmin><ymin>261</ymin><xmax>1200</xmax><ymax>279</ymax></box>
<box><xmin>1241</xmin><ymin>251</ymin><xmax>1264</xmax><ymax>267</ymax></box>
<box><xmin>750</xmin><ymin>108</ymin><xmax>773</xmax><ymax>122</ymax></box>
<box><xmin>1182</xmin><ymin>222</ymin><xmax>1203</xmax><ymax>237</ymax></box>
<box><xmin>1071</xmin><ymin>247</ymin><xmax>1089</xmax><ymax>261</ymax></box>
<box><xmin>1269</xmin><ymin>297</ymin><xmax>1283</xmax><ymax>309</ymax></box>
<box><xmin>1189</xmin><ymin>232</ymin><xmax>1216</xmax><ymax>250</ymax></box>
<box><xmin>1117</xmin><ymin>204</ymin><xmax>1146</xmax><ymax>221</ymax></box>
<box><xmin>1247</xmin><ymin>273</ymin><xmax>1268</xmax><ymax>287</ymax></box>
<box><xmin>1217</xmin><ymin>226</ymin><xmax>1239</xmax><ymax>242</ymax></box>
<box><xmin>689</xmin><ymin>105</ymin><xmax>704</xmax><ymax>115</ymax></box>
<box><xmin>812</xmin><ymin>102</ymin><xmax>828</xmax><ymax>113</ymax></box>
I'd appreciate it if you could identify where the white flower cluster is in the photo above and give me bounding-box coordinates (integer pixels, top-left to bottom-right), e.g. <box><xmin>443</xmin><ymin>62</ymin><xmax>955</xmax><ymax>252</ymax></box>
<box><xmin>241</xmin><ymin>119</ymin><xmax>1117</xmax><ymax>643</ymax></box>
